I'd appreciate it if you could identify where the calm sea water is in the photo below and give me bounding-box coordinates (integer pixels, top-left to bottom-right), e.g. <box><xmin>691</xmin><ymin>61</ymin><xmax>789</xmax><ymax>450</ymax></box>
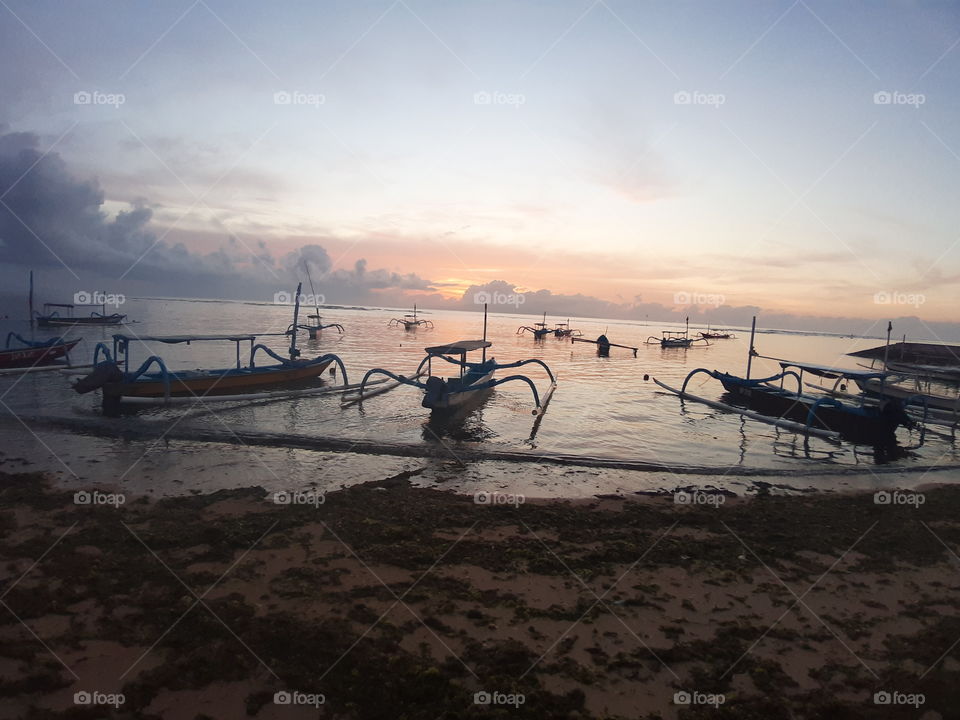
<box><xmin>2</xmin><ymin>297</ymin><xmax>957</xmax><ymax>473</ymax></box>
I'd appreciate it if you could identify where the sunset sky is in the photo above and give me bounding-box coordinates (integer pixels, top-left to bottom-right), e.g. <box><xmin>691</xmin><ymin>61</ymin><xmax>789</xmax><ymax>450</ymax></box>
<box><xmin>1</xmin><ymin>0</ymin><xmax>958</xmax><ymax>325</ymax></box>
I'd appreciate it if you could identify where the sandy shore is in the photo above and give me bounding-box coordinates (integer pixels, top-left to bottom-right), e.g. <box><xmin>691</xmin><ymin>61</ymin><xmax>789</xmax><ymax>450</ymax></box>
<box><xmin>1</xmin><ymin>468</ymin><xmax>958</xmax><ymax>719</ymax></box>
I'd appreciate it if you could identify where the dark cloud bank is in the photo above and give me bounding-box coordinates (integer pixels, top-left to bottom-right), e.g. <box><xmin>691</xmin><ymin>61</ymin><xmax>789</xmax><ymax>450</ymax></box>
<box><xmin>0</xmin><ymin>130</ymin><xmax>955</xmax><ymax>341</ymax></box>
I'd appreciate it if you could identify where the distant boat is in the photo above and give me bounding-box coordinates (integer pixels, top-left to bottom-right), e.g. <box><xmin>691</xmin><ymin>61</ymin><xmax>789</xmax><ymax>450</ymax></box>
<box><xmin>36</xmin><ymin>302</ymin><xmax>125</xmax><ymax>327</ymax></box>
<box><xmin>0</xmin><ymin>333</ymin><xmax>80</xmax><ymax>369</ymax></box>
<box><xmin>645</xmin><ymin>317</ymin><xmax>709</xmax><ymax>348</ymax></box>
<box><xmin>699</xmin><ymin>325</ymin><xmax>736</xmax><ymax>340</ymax></box>
<box><xmin>517</xmin><ymin>312</ymin><xmax>553</xmax><ymax>339</ymax></box>
<box><xmin>388</xmin><ymin>304</ymin><xmax>433</xmax><ymax>330</ymax></box>
<box><xmin>571</xmin><ymin>334</ymin><xmax>638</xmax><ymax>357</ymax></box>
<box><xmin>553</xmin><ymin>320</ymin><xmax>582</xmax><ymax>338</ymax></box>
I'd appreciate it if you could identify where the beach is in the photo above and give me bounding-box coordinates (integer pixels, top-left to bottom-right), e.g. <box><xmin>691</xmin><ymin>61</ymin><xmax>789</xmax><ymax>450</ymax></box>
<box><xmin>2</xmin><ymin>464</ymin><xmax>958</xmax><ymax>719</ymax></box>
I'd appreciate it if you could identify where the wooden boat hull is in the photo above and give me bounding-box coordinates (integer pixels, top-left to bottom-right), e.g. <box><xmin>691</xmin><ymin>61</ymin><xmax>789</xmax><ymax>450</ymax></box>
<box><xmin>105</xmin><ymin>359</ymin><xmax>333</xmax><ymax>399</ymax></box>
<box><xmin>0</xmin><ymin>339</ymin><xmax>80</xmax><ymax>368</ymax></box>
<box><xmin>422</xmin><ymin>368</ymin><xmax>495</xmax><ymax>410</ymax></box>
<box><xmin>717</xmin><ymin>373</ymin><xmax>900</xmax><ymax>443</ymax></box>
<box><xmin>37</xmin><ymin>315</ymin><xmax>125</xmax><ymax>327</ymax></box>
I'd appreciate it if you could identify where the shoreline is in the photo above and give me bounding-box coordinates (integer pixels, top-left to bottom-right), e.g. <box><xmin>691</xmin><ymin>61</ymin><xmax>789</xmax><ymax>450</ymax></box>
<box><xmin>2</xmin><ymin>467</ymin><xmax>958</xmax><ymax>718</ymax></box>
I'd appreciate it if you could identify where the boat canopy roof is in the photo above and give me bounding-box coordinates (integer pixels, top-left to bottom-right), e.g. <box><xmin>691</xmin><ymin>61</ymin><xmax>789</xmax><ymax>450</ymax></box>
<box><xmin>424</xmin><ymin>340</ymin><xmax>491</xmax><ymax>355</ymax></box>
<box><xmin>113</xmin><ymin>334</ymin><xmax>257</xmax><ymax>344</ymax></box>
<box><xmin>779</xmin><ymin>361</ymin><xmax>887</xmax><ymax>380</ymax></box>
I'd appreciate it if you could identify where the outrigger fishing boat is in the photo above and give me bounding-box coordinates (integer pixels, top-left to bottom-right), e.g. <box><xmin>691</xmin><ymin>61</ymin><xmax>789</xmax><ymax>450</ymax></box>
<box><xmin>553</xmin><ymin>320</ymin><xmax>582</xmax><ymax>338</ymax></box>
<box><xmin>348</xmin><ymin>304</ymin><xmax>557</xmax><ymax>414</ymax></box>
<box><xmin>73</xmin><ymin>284</ymin><xmax>347</xmax><ymax>414</ymax></box>
<box><xmin>699</xmin><ymin>326</ymin><xmax>736</xmax><ymax>340</ymax></box>
<box><xmin>571</xmin><ymin>334</ymin><xmax>638</xmax><ymax>357</ymax></box>
<box><xmin>517</xmin><ymin>312</ymin><xmax>553</xmax><ymax>339</ymax></box>
<box><xmin>289</xmin><ymin>262</ymin><xmax>344</xmax><ymax>339</ymax></box>
<box><xmin>388</xmin><ymin>305</ymin><xmax>433</xmax><ymax>331</ymax></box>
<box><xmin>651</xmin><ymin>317</ymin><xmax>914</xmax><ymax>445</ymax></box>
<box><xmin>36</xmin><ymin>302</ymin><xmax>126</xmax><ymax>327</ymax></box>
<box><xmin>0</xmin><ymin>333</ymin><xmax>80</xmax><ymax>369</ymax></box>
<box><xmin>646</xmin><ymin>319</ymin><xmax>708</xmax><ymax>348</ymax></box>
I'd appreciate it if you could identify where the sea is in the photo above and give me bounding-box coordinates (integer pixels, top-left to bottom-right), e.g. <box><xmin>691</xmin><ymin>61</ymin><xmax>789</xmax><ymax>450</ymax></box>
<box><xmin>2</xmin><ymin>297</ymin><xmax>958</xmax><ymax>498</ymax></box>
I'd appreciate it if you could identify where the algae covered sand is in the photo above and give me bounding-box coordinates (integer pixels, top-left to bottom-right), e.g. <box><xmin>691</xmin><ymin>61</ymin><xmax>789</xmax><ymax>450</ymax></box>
<box><xmin>1</xmin><ymin>470</ymin><xmax>959</xmax><ymax>719</ymax></box>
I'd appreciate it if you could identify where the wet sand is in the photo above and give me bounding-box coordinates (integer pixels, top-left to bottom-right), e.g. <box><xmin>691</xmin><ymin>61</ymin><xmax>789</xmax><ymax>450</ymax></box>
<box><xmin>2</xmin><ymin>465</ymin><xmax>959</xmax><ymax>719</ymax></box>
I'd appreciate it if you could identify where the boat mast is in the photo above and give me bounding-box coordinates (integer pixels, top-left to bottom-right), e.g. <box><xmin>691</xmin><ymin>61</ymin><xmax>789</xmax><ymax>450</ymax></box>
<box><xmin>482</xmin><ymin>303</ymin><xmax>488</xmax><ymax>363</ymax></box>
<box><xmin>881</xmin><ymin>320</ymin><xmax>892</xmax><ymax>396</ymax></box>
<box><xmin>289</xmin><ymin>282</ymin><xmax>302</xmax><ymax>359</ymax></box>
<box><xmin>28</xmin><ymin>270</ymin><xmax>34</xmax><ymax>329</ymax></box>
<box><xmin>304</xmin><ymin>260</ymin><xmax>321</xmax><ymax>322</ymax></box>
<box><xmin>746</xmin><ymin>316</ymin><xmax>757</xmax><ymax>380</ymax></box>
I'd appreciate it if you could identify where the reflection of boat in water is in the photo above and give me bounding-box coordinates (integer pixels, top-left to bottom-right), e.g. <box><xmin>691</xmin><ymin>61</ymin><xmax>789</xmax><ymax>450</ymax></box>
<box><xmin>73</xmin><ymin>283</ymin><xmax>347</xmax><ymax>414</ymax></box>
<box><xmin>351</xmin><ymin>304</ymin><xmax>557</xmax><ymax>415</ymax></box>
<box><xmin>0</xmin><ymin>333</ymin><xmax>80</xmax><ymax>369</ymax></box>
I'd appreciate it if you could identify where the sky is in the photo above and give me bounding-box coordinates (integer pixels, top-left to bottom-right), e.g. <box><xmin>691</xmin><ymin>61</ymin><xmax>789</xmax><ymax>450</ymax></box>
<box><xmin>0</xmin><ymin>0</ymin><xmax>958</xmax><ymax>336</ymax></box>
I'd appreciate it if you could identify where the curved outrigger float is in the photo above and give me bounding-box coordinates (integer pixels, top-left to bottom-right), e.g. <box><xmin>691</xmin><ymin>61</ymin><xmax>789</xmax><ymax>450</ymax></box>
<box><xmin>389</xmin><ymin>305</ymin><xmax>433</xmax><ymax>331</ymax></box>
<box><xmin>349</xmin><ymin>305</ymin><xmax>557</xmax><ymax>415</ymax></box>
